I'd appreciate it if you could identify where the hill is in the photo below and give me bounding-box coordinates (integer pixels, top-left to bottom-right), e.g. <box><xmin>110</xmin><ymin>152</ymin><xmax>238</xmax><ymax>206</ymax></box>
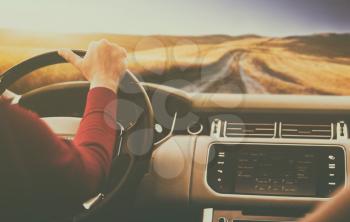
<box><xmin>0</xmin><ymin>29</ymin><xmax>349</xmax><ymax>95</ymax></box>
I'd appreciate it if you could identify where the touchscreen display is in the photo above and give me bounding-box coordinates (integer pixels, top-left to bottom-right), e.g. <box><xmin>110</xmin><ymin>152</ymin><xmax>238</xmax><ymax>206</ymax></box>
<box><xmin>207</xmin><ymin>144</ymin><xmax>345</xmax><ymax>197</ymax></box>
<box><xmin>234</xmin><ymin>148</ymin><xmax>317</xmax><ymax>196</ymax></box>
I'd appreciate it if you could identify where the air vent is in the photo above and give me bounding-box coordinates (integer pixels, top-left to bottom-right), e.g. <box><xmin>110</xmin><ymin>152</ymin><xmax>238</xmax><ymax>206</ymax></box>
<box><xmin>280</xmin><ymin>123</ymin><xmax>333</xmax><ymax>139</ymax></box>
<box><xmin>224</xmin><ymin>122</ymin><xmax>276</xmax><ymax>138</ymax></box>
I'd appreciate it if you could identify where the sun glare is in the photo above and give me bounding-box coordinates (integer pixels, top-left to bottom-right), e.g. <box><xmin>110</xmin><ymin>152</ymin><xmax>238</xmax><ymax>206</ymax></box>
<box><xmin>1</xmin><ymin>0</ymin><xmax>348</xmax><ymax>36</ymax></box>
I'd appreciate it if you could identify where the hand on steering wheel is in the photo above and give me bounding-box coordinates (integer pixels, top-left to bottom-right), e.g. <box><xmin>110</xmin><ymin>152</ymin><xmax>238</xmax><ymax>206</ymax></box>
<box><xmin>0</xmin><ymin>41</ymin><xmax>154</xmax><ymax>221</ymax></box>
<box><xmin>58</xmin><ymin>39</ymin><xmax>127</xmax><ymax>93</ymax></box>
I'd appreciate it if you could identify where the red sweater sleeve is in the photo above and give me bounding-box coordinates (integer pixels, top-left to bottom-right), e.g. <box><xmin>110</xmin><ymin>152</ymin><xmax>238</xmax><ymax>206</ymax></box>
<box><xmin>0</xmin><ymin>87</ymin><xmax>116</xmax><ymax>219</ymax></box>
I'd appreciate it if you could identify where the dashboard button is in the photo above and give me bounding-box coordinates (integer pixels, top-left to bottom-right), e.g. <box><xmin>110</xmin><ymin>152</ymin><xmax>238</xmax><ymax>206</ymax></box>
<box><xmin>218</xmin><ymin>217</ymin><xmax>227</xmax><ymax>222</ymax></box>
<box><xmin>155</xmin><ymin>123</ymin><xmax>163</xmax><ymax>133</ymax></box>
<box><xmin>329</xmin><ymin>164</ymin><xmax>336</xmax><ymax>169</ymax></box>
<box><xmin>187</xmin><ymin>122</ymin><xmax>203</xmax><ymax>135</ymax></box>
<box><xmin>328</xmin><ymin>155</ymin><xmax>336</xmax><ymax>160</ymax></box>
<box><xmin>218</xmin><ymin>152</ymin><xmax>225</xmax><ymax>157</ymax></box>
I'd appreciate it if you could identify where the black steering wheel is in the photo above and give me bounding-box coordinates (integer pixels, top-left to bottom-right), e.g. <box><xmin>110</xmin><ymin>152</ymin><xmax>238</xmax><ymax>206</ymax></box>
<box><xmin>0</xmin><ymin>50</ymin><xmax>154</xmax><ymax>221</ymax></box>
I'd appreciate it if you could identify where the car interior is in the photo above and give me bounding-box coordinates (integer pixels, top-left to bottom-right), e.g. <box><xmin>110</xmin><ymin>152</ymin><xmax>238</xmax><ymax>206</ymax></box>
<box><xmin>1</xmin><ymin>1</ymin><xmax>350</xmax><ymax>221</ymax></box>
<box><xmin>0</xmin><ymin>49</ymin><xmax>349</xmax><ymax>222</ymax></box>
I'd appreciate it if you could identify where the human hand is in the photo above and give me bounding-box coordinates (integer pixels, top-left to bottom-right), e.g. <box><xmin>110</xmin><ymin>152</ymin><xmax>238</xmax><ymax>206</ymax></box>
<box><xmin>58</xmin><ymin>39</ymin><xmax>127</xmax><ymax>93</ymax></box>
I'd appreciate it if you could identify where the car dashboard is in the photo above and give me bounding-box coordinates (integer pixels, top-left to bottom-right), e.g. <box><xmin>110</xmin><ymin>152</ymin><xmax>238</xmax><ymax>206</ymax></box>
<box><xmin>18</xmin><ymin>82</ymin><xmax>350</xmax><ymax>222</ymax></box>
<box><xmin>143</xmin><ymin>84</ymin><xmax>350</xmax><ymax>222</ymax></box>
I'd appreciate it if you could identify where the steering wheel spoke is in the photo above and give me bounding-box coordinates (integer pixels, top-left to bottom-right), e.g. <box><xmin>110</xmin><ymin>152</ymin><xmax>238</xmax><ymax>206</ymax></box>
<box><xmin>2</xmin><ymin>89</ymin><xmax>22</xmax><ymax>104</ymax></box>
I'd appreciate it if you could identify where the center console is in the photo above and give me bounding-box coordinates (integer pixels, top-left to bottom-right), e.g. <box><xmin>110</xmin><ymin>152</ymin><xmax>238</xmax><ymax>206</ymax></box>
<box><xmin>200</xmin><ymin>143</ymin><xmax>347</xmax><ymax>222</ymax></box>
<box><xmin>143</xmin><ymin>135</ymin><xmax>349</xmax><ymax>222</ymax></box>
<box><xmin>207</xmin><ymin>143</ymin><xmax>346</xmax><ymax>198</ymax></box>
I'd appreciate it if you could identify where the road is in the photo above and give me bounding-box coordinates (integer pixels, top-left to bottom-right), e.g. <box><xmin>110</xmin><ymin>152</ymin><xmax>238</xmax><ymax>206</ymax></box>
<box><xmin>238</xmin><ymin>53</ymin><xmax>268</xmax><ymax>94</ymax></box>
<box><xmin>181</xmin><ymin>51</ymin><xmax>268</xmax><ymax>94</ymax></box>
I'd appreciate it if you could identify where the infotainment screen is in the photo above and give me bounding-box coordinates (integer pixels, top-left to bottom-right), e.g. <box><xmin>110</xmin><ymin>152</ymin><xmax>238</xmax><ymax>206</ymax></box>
<box><xmin>234</xmin><ymin>148</ymin><xmax>317</xmax><ymax>196</ymax></box>
<box><xmin>207</xmin><ymin>144</ymin><xmax>345</xmax><ymax>197</ymax></box>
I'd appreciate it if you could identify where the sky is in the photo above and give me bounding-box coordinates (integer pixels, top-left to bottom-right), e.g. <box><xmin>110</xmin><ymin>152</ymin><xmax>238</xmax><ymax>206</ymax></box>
<box><xmin>0</xmin><ymin>0</ymin><xmax>349</xmax><ymax>36</ymax></box>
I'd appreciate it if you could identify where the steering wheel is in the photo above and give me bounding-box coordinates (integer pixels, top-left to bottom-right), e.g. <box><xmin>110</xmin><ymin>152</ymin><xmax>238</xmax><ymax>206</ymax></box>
<box><xmin>0</xmin><ymin>50</ymin><xmax>154</xmax><ymax>221</ymax></box>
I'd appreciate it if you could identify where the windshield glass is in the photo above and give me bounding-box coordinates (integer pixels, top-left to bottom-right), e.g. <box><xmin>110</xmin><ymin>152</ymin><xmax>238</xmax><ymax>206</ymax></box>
<box><xmin>0</xmin><ymin>0</ymin><xmax>349</xmax><ymax>95</ymax></box>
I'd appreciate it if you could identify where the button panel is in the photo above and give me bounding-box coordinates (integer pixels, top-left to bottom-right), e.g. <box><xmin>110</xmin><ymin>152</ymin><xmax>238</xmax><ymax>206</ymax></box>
<box><xmin>207</xmin><ymin>144</ymin><xmax>346</xmax><ymax>197</ymax></box>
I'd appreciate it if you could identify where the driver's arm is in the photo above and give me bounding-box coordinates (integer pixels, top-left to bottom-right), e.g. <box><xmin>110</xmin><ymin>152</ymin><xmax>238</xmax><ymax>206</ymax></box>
<box><xmin>0</xmin><ymin>40</ymin><xmax>127</xmax><ymax>218</ymax></box>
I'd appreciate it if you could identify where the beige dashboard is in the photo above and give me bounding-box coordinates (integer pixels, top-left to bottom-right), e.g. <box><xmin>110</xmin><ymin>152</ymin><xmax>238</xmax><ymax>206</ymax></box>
<box><xmin>142</xmin><ymin>136</ymin><xmax>350</xmax><ymax>207</ymax></box>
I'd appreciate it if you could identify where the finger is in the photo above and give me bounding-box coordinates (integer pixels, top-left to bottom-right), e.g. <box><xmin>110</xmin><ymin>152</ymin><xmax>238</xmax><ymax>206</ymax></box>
<box><xmin>58</xmin><ymin>49</ymin><xmax>83</xmax><ymax>68</ymax></box>
<box><xmin>88</xmin><ymin>40</ymin><xmax>98</xmax><ymax>48</ymax></box>
<box><xmin>120</xmin><ymin>47</ymin><xmax>128</xmax><ymax>57</ymax></box>
<box><xmin>83</xmin><ymin>41</ymin><xmax>98</xmax><ymax>60</ymax></box>
<box><xmin>111</xmin><ymin>43</ymin><xmax>127</xmax><ymax>58</ymax></box>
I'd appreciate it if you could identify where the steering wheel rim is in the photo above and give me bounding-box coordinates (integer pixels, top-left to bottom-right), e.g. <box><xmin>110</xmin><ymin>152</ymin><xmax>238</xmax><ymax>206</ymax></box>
<box><xmin>0</xmin><ymin>50</ymin><xmax>155</xmax><ymax>221</ymax></box>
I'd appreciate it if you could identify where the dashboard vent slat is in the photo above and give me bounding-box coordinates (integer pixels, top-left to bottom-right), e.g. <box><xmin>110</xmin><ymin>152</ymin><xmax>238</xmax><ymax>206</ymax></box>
<box><xmin>224</xmin><ymin>122</ymin><xmax>276</xmax><ymax>138</ymax></box>
<box><xmin>280</xmin><ymin>123</ymin><xmax>332</xmax><ymax>139</ymax></box>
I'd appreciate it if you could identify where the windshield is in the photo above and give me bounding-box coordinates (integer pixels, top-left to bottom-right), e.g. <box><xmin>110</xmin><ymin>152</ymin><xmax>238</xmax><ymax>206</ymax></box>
<box><xmin>0</xmin><ymin>0</ymin><xmax>349</xmax><ymax>95</ymax></box>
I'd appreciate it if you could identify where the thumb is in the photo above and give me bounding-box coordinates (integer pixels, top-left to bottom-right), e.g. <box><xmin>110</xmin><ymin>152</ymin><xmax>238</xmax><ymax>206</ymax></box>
<box><xmin>58</xmin><ymin>49</ymin><xmax>83</xmax><ymax>69</ymax></box>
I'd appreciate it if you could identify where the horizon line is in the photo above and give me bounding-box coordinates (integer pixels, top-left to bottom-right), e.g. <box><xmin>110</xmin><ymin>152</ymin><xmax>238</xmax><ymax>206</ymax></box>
<box><xmin>1</xmin><ymin>27</ymin><xmax>350</xmax><ymax>39</ymax></box>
